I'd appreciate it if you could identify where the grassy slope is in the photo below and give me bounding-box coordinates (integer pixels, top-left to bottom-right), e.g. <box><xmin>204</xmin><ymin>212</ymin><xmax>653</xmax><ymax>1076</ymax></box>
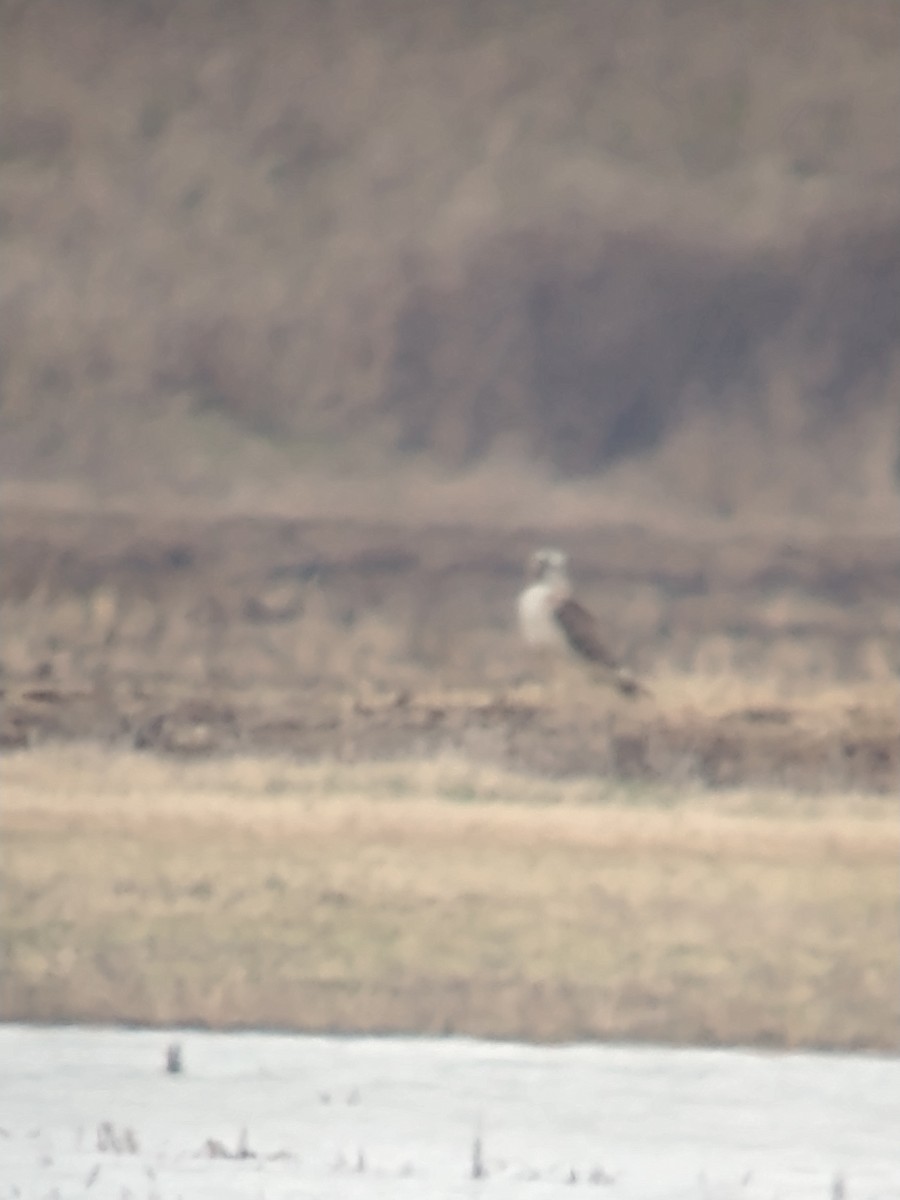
<box><xmin>2</xmin><ymin>0</ymin><xmax>899</xmax><ymax>522</ymax></box>
<box><xmin>3</xmin><ymin>748</ymin><xmax>896</xmax><ymax>1049</ymax></box>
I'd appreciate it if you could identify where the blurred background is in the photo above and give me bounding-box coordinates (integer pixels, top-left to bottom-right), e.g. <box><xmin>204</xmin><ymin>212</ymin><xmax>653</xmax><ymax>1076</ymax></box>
<box><xmin>3</xmin><ymin>1</ymin><xmax>899</xmax><ymax>1054</ymax></box>
<box><xmin>1</xmin><ymin>0</ymin><xmax>898</xmax><ymax>782</ymax></box>
<box><xmin>2</xmin><ymin>0</ymin><xmax>899</xmax><ymax>526</ymax></box>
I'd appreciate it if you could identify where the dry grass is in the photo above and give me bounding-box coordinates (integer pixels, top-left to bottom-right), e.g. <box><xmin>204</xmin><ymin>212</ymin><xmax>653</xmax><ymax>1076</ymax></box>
<box><xmin>2</xmin><ymin>506</ymin><xmax>897</xmax><ymax>789</ymax></box>
<box><xmin>2</xmin><ymin>0</ymin><xmax>899</xmax><ymax>524</ymax></box>
<box><xmin>3</xmin><ymin>746</ymin><xmax>897</xmax><ymax>1049</ymax></box>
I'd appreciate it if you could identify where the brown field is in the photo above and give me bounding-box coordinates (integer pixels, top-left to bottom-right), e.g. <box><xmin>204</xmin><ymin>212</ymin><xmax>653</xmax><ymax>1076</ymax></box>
<box><xmin>1</xmin><ymin>504</ymin><xmax>897</xmax><ymax>1046</ymax></box>
<box><xmin>1</xmin><ymin>505</ymin><xmax>898</xmax><ymax>790</ymax></box>
<box><xmin>3</xmin><ymin>2</ymin><xmax>899</xmax><ymax>1049</ymax></box>
<box><xmin>3</xmin><ymin>746</ymin><xmax>897</xmax><ymax>1049</ymax></box>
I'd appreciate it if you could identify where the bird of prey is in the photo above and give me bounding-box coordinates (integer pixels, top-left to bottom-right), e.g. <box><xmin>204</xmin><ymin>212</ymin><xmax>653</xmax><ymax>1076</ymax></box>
<box><xmin>517</xmin><ymin>548</ymin><xmax>648</xmax><ymax>697</ymax></box>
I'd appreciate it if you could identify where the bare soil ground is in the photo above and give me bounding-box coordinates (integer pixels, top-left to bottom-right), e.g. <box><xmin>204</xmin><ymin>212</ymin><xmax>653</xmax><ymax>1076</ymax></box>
<box><xmin>2</xmin><ymin>506</ymin><xmax>897</xmax><ymax>792</ymax></box>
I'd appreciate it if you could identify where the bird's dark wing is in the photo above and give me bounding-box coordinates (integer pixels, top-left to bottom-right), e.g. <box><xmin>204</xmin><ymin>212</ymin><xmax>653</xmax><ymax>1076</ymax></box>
<box><xmin>555</xmin><ymin>596</ymin><xmax>650</xmax><ymax>698</ymax></box>
<box><xmin>553</xmin><ymin>597</ymin><xmax>620</xmax><ymax>669</ymax></box>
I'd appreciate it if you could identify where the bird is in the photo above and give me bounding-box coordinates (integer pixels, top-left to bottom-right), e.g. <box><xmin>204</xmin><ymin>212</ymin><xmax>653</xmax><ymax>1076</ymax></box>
<box><xmin>517</xmin><ymin>548</ymin><xmax>648</xmax><ymax>697</ymax></box>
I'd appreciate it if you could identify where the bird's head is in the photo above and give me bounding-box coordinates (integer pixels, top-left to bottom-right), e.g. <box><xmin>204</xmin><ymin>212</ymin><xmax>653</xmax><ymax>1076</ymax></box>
<box><xmin>527</xmin><ymin>547</ymin><xmax>569</xmax><ymax>583</ymax></box>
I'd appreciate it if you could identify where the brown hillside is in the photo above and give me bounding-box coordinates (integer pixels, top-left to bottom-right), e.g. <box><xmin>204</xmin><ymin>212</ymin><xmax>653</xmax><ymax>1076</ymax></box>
<box><xmin>2</xmin><ymin>0</ymin><xmax>899</xmax><ymax>520</ymax></box>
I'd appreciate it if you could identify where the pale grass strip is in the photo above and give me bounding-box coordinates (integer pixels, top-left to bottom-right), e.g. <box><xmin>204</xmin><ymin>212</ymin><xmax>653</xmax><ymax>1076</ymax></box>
<box><xmin>3</xmin><ymin>746</ymin><xmax>895</xmax><ymax>863</ymax></box>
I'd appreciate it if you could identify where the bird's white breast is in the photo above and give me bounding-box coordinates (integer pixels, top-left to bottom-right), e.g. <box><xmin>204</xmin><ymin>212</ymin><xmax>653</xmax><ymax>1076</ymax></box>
<box><xmin>517</xmin><ymin>583</ymin><xmax>568</xmax><ymax>650</ymax></box>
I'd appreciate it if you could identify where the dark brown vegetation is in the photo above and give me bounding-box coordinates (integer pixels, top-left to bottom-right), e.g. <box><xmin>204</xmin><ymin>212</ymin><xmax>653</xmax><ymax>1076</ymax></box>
<box><xmin>2</xmin><ymin>506</ymin><xmax>897</xmax><ymax>790</ymax></box>
<box><xmin>2</xmin><ymin>0</ymin><xmax>899</xmax><ymax>521</ymax></box>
